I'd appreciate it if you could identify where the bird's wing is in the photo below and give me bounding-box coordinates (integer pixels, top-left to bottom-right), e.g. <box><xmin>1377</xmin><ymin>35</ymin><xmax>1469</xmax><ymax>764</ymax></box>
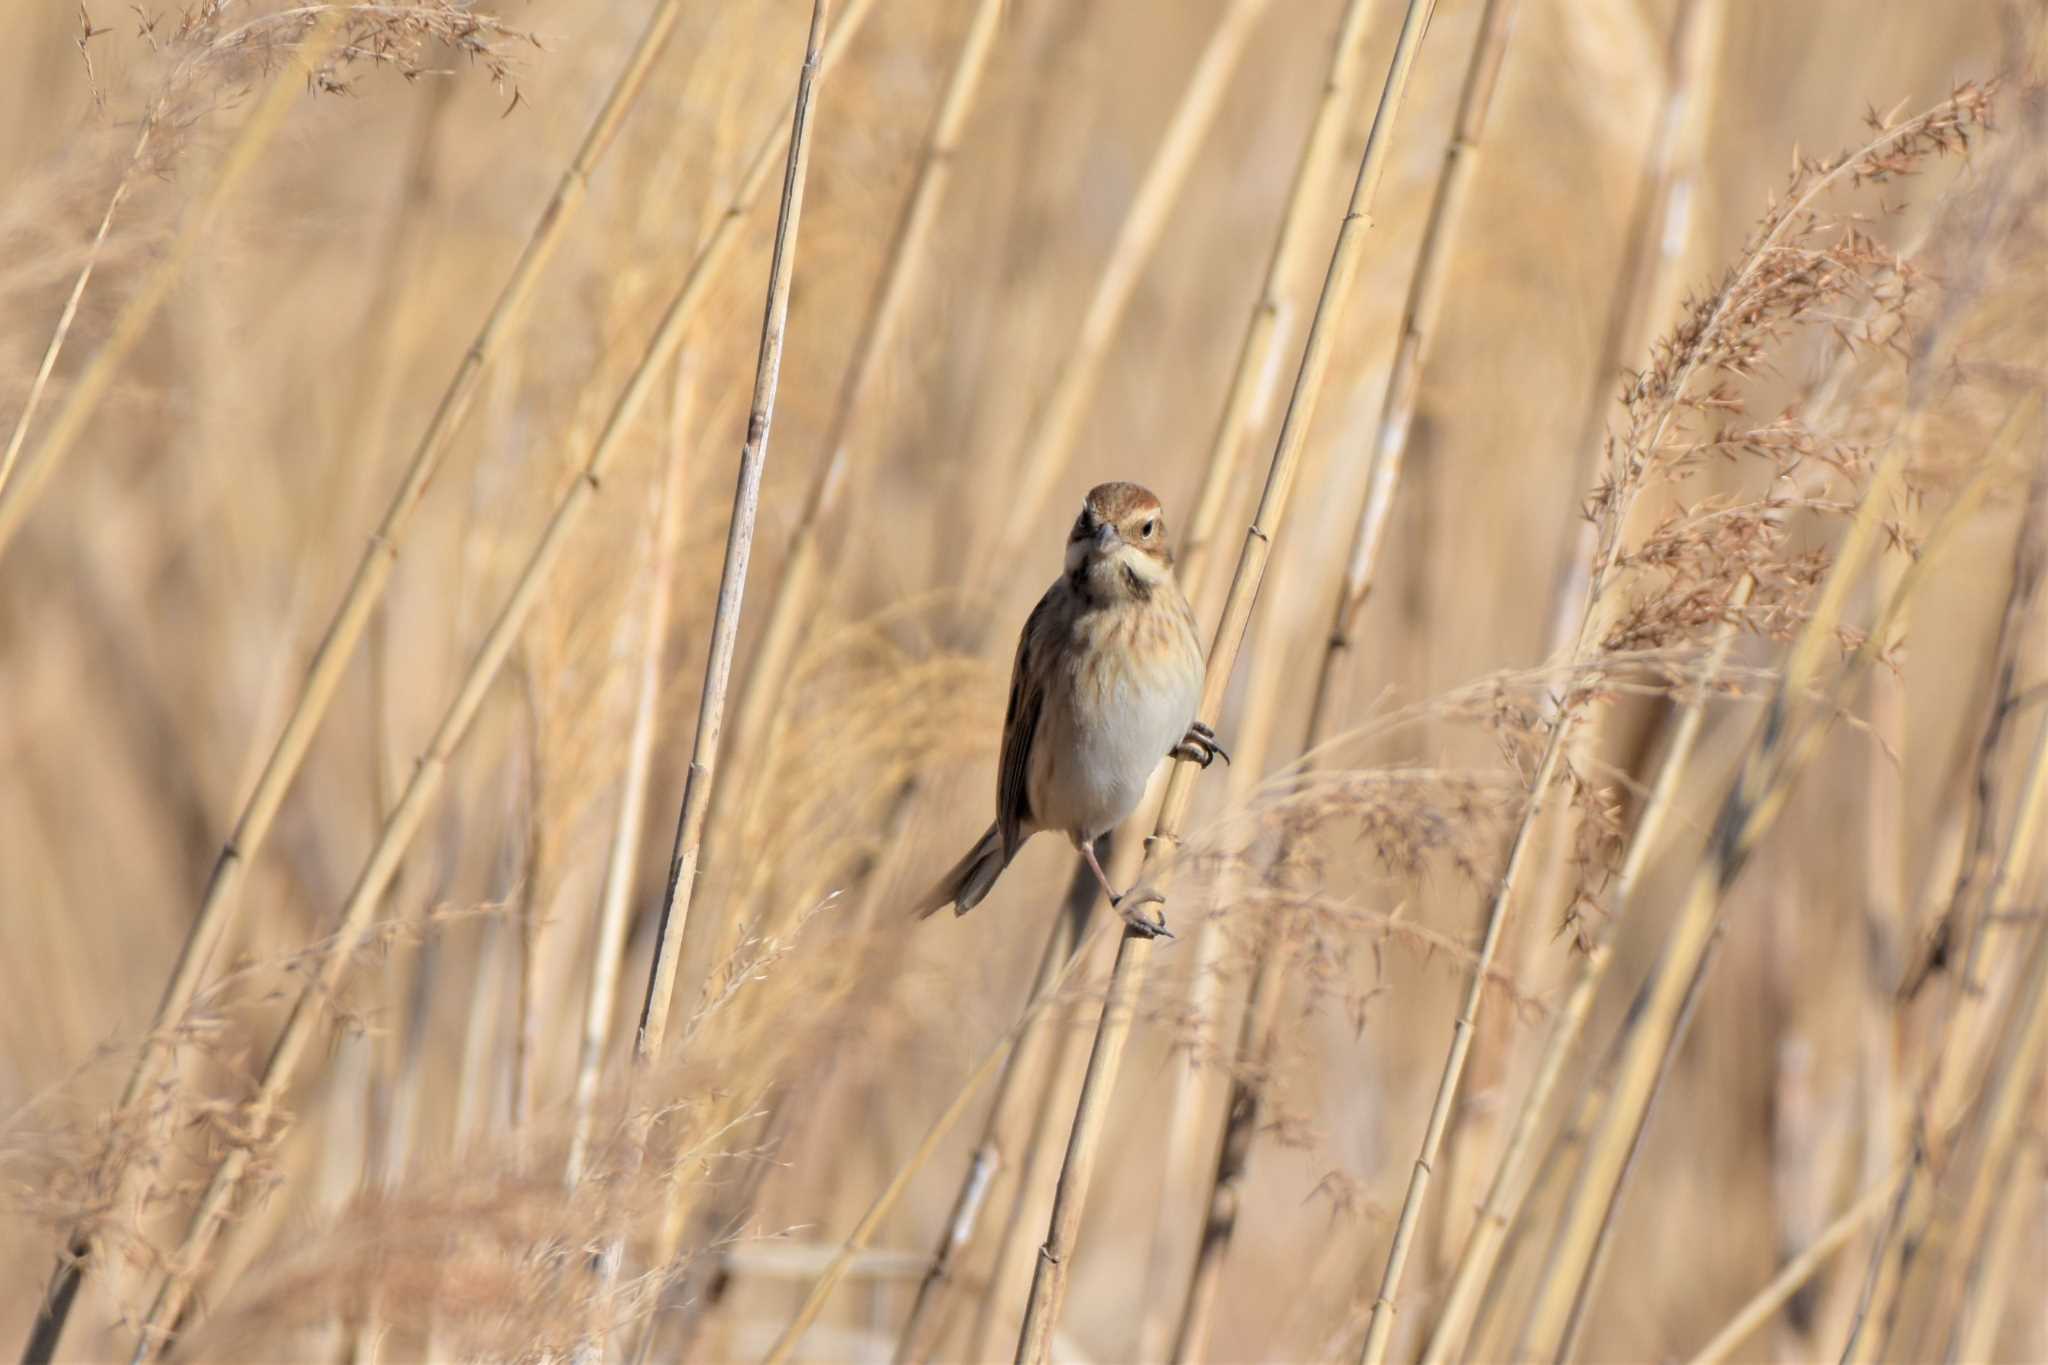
<box><xmin>997</xmin><ymin>587</ymin><xmax>1056</xmax><ymax>860</ymax></box>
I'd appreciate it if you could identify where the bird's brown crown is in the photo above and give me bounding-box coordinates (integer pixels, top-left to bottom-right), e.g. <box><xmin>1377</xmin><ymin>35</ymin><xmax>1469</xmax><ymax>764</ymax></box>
<box><xmin>1084</xmin><ymin>481</ymin><xmax>1162</xmax><ymax>524</ymax></box>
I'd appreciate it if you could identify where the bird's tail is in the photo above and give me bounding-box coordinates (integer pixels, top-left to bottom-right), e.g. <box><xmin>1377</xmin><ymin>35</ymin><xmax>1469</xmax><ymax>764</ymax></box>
<box><xmin>914</xmin><ymin>822</ymin><xmax>1010</xmax><ymax>919</ymax></box>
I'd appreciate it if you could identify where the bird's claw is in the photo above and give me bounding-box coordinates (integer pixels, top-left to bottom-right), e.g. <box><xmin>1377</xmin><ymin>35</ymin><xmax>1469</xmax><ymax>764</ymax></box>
<box><xmin>1173</xmin><ymin>720</ymin><xmax>1230</xmax><ymax>769</ymax></box>
<box><xmin>1111</xmin><ymin>884</ymin><xmax>1171</xmax><ymax>938</ymax></box>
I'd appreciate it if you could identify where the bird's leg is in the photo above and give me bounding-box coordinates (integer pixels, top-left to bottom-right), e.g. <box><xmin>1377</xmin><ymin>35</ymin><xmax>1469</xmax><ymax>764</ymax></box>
<box><xmin>1079</xmin><ymin>838</ymin><xmax>1171</xmax><ymax>938</ymax></box>
<box><xmin>1171</xmin><ymin>719</ymin><xmax>1230</xmax><ymax>768</ymax></box>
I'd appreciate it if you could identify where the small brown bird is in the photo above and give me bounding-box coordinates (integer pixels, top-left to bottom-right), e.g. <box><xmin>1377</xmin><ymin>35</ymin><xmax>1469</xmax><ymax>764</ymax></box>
<box><xmin>917</xmin><ymin>481</ymin><xmax>1225</xmax><ymax>935</ymax></box>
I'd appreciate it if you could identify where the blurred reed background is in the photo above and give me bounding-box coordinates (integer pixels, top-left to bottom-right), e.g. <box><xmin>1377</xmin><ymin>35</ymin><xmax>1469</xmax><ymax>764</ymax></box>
<box><xmin>0</xmin><ymin>1</ymin><xmax>2043</xmax><ymax>1361</ymax></box>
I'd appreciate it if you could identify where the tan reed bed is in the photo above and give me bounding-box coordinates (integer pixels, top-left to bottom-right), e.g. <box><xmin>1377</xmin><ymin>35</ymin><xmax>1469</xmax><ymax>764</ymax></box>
<box><xmin>15</xmin><ymin>4</ymin><xmax>689</xmax><ymax>1354</ymax></box>
<box><xmin>1841</xmin><ymin>443</ymin><xmax>2048</xmax><ymax>1363</ymax></box>
<box><xmin>1161</xmin><ymin>0</ymin><xmax>1524</xmax><ymax>1356</ymax></box>
<box><xmin>1357</xmin><ymin>82</ymin><xmax>1997</xmax><ymax>1365</ymax></box>
<box><xmin>1513</xmin><ymin>346</ymin><xmax>2023</xmax><ymax>1362</ymax></box>
<box><xmin>1418</xmin><ymin>580</ymin><xmax>1751</xmax><ymax>1364</ymax></box>
<box><xmin>100</xmin><ymin>4</ymin><xmax>846</xmax><ymax>1354</ymax></box>
<box><xmin>691</xmin><ymin>0</ymin><xmax>1008</xmax><ymax>1009</ymax></box>
<box><xmin>1424</xmin><ymin>163</ymin><xmax>1957</xmax><ymax>1356</ymax></box>
<box><xmin>1012</xmin><ymin>2</ymin><xmax>1447</xmax><ymax>1358</ymax></box>
<box><xmin>763</xmin><ymin>921</ymin><xmax>1112</xmax><ymax>1364</ymax></box>
<box><xmin>0</xmin><ymin>15</ymin><xmax>349</xmax><ymax>549</ymax></box>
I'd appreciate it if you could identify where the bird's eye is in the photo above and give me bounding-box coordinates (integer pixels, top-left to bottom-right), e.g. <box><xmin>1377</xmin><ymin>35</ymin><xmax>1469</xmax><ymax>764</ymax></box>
<box><xmin>1141</xmin><ymin>518</ymin><xmax>1157</xmax><ymax>538</ymax></box>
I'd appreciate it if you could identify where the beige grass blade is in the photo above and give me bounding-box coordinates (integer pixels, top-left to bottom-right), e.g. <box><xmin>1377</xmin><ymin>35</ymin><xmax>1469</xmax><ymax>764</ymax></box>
<box><xmin>631</xmin><ymin>0</ymin><xmax>833</xmax><ymax>1068</ymax></box>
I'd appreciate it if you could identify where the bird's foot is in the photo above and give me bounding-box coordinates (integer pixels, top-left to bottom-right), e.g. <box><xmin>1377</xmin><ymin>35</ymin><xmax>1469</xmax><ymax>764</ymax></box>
<box><xmin>1111</xmin><ymin>884</ymin><xmax>1171</xmax><ymax>939</ymax></box>
<box><xmin>1172</xmin><ymin>720</ymin><xmax>1230</xmax><ymax>768</ymax></box>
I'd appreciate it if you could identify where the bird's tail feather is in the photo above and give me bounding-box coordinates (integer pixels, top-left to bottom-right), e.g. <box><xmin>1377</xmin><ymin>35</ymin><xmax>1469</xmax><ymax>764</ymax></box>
<box><xmin>915</xmin><ymin>823</ymin><xmax>1009</xmax><ymax>918</ymax></box>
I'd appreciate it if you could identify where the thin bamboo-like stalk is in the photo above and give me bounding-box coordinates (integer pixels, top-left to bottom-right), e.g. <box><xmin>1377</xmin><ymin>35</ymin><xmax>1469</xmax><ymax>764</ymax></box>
<box><xmin>16</xmin><ymin>10</ymin><xmax>693</xmax><ymax>1356</ymax></box>
<box><xmin>1683</xmin><ymin>1165</ymin><xmax>1910</xmax><ymax>1365</ymax></box>
<box><xmin>1417</xmin><ymin>581</ymin><xmax>1749</xmax><ymax>1365</ymax></box>
<box><xmin>892</xmin><ymin>863</ymin><xmax>1095</xmax><ymax>1363</ymax></box>
<box><xmin>695</xmin><ymin>0</ymin><xmax>1007</xmax><ymax>1001</ymax></box>
<box><xmin>967</xmin><ymin>856</ymin><xmax>1137</xmax><ymax>1360</ymax></box>
<box><xmin>118</xmin><ymin>8</ymin><xmax>850</xmax><ymax>1350</ymax></box>
<box><xmin>988</xmin><ymin>0</ymin><xmax>1276</xmax><ymax>575</ymax></box>
<box><xmin>1950</xmin><ymin>1132</ymin><xmax>2044</xmax><ymax>1365</ymax></box>
<box><xmin>564</xmin><ymin>361</ymin><xmax>694</xmax><ymax>1188</ymax></box>
<box><xmin>1360</xmin><ymin>88</ymin><xmax>1990</xmax><ymax>1365</ymax></box>
<box><xmin>1168</xmin><ymin>0</ymin><xmax>1380</xmax><ymax>613</ymax></box>
<box><xmin>1539</xmin><ymin>0</ymin><xmax>1721</xmax><ymax>652</ymax></box>
<box><xmin>1551</xmin><ymin>917</ymin><xmax>1722</xmax><ymax>1364</ymax></box>
<box><xmin>764</xmin><ymin>925</ymin><xmax>1108</xmax><ymax>1365</ymax></box>
<box><xmin>633</xmin><ymin>0</ymin><xmax>830</xmax><ymax>1070</ymax></box>
<box><xmin>1514</xmin><ymin>401</ymin><xmax>2034</xmax><ymax>1363</ymax></box>
<box><xmin>1926</xmin><ymin>908</ymin><xmax>2048</xmax><ymax>1356</ymax></box>
<box><xmin>1873</xmin><ymin>456</ymin><xmax>2048</xmax><ymax>1365</ymax></box>
<box><xmin>0</xmin><ymin>17</ymin><xmax>343</xmax><ymax>560</ymax></box>
<box><xmin>1141</xmin><ymin>598</ymin><xmax>1286</xmax><ymax>1365</ymax></box>
<box><xmin>1165</xmin><ymin>3</ymin><xmax>1524</xmax><ymax>1358</ymax></box>
<box><xmin>1012</xmin><ymin>6</ymin><xmax>1443</xmax><ymax>1358</ymax></box>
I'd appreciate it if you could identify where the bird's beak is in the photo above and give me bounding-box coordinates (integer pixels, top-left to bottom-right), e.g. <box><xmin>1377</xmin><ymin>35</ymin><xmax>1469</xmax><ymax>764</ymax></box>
<box><xmin>1092</xmin><ymin>521</ymin><xmax>1121</xmax><ymax>553</ymax></box>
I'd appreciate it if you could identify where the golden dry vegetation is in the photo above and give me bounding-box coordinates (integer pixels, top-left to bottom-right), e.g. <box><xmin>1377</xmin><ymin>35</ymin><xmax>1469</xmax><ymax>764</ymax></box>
<box><xmin>1</xmin><ymin>1</ymin><xmax>2043</xmax><ymax>1361</ymax></box>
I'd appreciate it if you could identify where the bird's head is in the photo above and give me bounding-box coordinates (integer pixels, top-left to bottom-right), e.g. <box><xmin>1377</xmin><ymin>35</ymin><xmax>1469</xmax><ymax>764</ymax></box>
<box><xmin>1065</xmin><ymin>481</ymin><xmax>1174</xmax><ymax>598</ymax></box>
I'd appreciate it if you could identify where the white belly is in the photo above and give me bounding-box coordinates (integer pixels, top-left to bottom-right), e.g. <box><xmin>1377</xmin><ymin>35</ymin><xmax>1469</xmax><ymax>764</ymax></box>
<box><xmin>1029</xmin><ymin>634</ymin><xmax>1200</xmax><ymax>843</ymax></box>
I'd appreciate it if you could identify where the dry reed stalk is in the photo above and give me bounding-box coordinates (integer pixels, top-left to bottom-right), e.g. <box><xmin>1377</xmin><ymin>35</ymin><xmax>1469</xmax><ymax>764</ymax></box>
<box><xmin>0</xmin><ymin>16</ymin><xmax>344</xmax><ymax>561</ymax></box>
<box><xmin>1167</xmin><ymin>0</ymin><xmax>1381</xmax><ymax>611</ymax></box>
<box><xmin>892</xmin><ymin>862</ymin><xmax>1096</xmax><ymax>1363</ymax></box>
<box><xmin>763</xmin><ymin>924</ymin><xmax>1109</xmax><ymax>1365</ymax></box>
<box><xmin>1950</xmin><ymin>1131</ymin><xmax>2044</xmax><ymax>1365</ymax></box>
<box><xmin>119</xmin><ymin>6</ymin><xmax>847</xmax><ymax>1349</ymax></box>
<box><xmin>564</xmin><ymin>361</ymin><xmax>694</xmax><ymax>1189</ymax></box>
<box><xmin>694</xmin><ymin>0</ymin><xmax>1007</xmax><ymax>997</ymax></box>
<box><xmin>1360</xmin><ymin>83</ymin><xmax>1996</xmax><ymax>1362</ymax></box>
<box><xmin>1125</xmin><ymin>0</ymin><xmax>1389</xmax><ymax>1325</ymax></box>
<box><xmin>1925</xmin><ymin>908</ymin><xmax>2048</xmax><ymax>1357</ymax></box>
<box><xmin>966</xmin><ymin>875</ymin><xmax>1135</xmax><ymax>1359</ymax></box>
<box><xmin>1012</xmin><ymin>4</ymin><xmax>1444</xmax><ymax>1358</ymax></box>
<box><xmin>1868</xmin><ymin>742</ymin><xmax>2048</xmax><ymax>1363</ymax></box>
<box><xmin>1839</xmin><ymin>432</ymin><xmax>2043</xmax><ymax>1365</ymax></box>
<box><xmin>1165</xmin><ymin>1</ymin><xmax>1524</xmax><ymax>1356</ymax></box>
<box><xmin>631</xmin><ymin>0</ymin><xmax>834</xmax><ymax>1066</ymax></box>
<box><xmin>1539</xmin><ymin>0</ymin><xmax>1722</xmax><ymax>652</ymax></box>
<box><xmin>1514</xmin><ymin>396</ymin><xmax>2032</xmax><ymax>1363</ymax></box>
<box><xmin>17</xmin><ymin>7</ymin><xmax>690</xmax><ymax>1355</ymax></box>
<box><xmin>1138</xmin><ymin>605</ymin><xmax>1285</xmax><ymax>1364</ymax></box>
<box><xmin>987</xmin><ymin>0</ymin><xmax>1276</xmax><ymax>575</ymax></box>
<box><xmin>1683</xmin><ymin>1163</ymin><xmax>1911</xmax><ymax>1365</ymax></box>
<box><xmin>1884</xmin><ymin>459</ymin><xmax>2048</xmax><ymax>1361</ymax></box>
<box><xmin>1417</xmin><ymin>580</ymin><xmax>1750</xmax><ymax>1365</ymax></box>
